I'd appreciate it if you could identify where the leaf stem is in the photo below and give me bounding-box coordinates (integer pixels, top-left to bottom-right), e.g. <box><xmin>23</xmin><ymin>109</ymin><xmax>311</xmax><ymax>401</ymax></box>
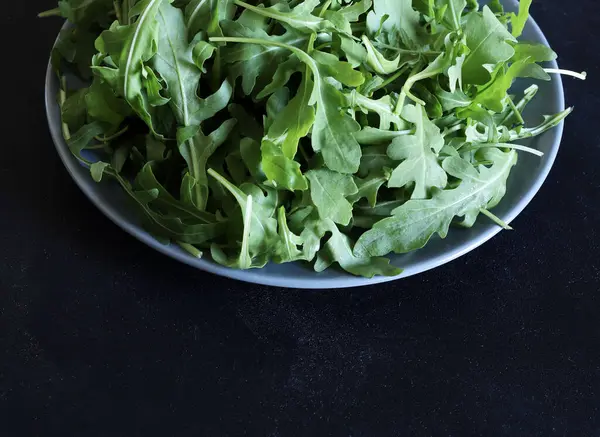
<box><xmin>95</xmin><ymin>125</ymin><xmax>129</xmax><ymax>143</ymax></box>
<box><xmin>442</xmin><ymin>124</ymin><xmax>463</xmax><ymax>137</ymax></box>
<box><xmin>314</xmin><ymin>42</ymin><xmax>331</xmax><ymax>51</ymax></box>
<box><xmin>372</xmin><ymin>64</ymin><xmax>410</xmax><ymax>92</ymax></box>
<box><xmin>177</xmin><ymin>242</ymin><xmax>203</xmax><ymax>258</ymax></box>
<box><xmin>122</xmin><ymin>0</ymin><xmax>134</xmax><ymax>24</ymax></box>
<box><xmin>113</xmin><ymin>0</ymin><xmax>123</xmax><ymax>24</ymax></box>
<box><xmin>500</xmin><ymin>85</ymin><xmax>538</xmax><ymax>126</ymax></box>
<box><xmin>543</xmin><ymin>68</ymin><xmax>587</xmax><ymax>80</ymax></box>
<box><xmin>38</xmin><ymin>7</ymin><xmax>61</xmax><ymax>18</ymax></box>
<box><xmin>448</xmin><ymin>0</ymin><xmax>460</xmax><ymax>31</ymax></box>
<box><xmin>480</xmin><ymin>208</ymin><xmax>513</xmax><ymax>230</ymax></box>
<box><xmin>372</xmin><ymin>42</ymin><xmax>442</xmax><ymax>56</ymax></box>
<box><xmin>403</xmin><ymin>67</ymin><xmax>442</xmax><ymax>106</ymax></box>
<box><xmin>85</xmin><ymin>144</ymin><xmax>110</xmax><ymax>150</ymax></box>
<box><xmin>469</xmin><ymin>143</ymin><xmax>544</xmax><ymax>157</ymax></box>
<box><xmin>517</xmin><ymin>107</ymin><xmax>573</xmax><ymax>139</ymax></box>
<box><xmin>506</xmin><ymin>97</ymin><xmax>524</xmax><ymax>125</ymax></box>
<box><xmin>58</xmin><ymin>77</ymin><xmax>72</xmax><ymax>141</ymax></box>
<box><xmin>394</xmin><ymin>63</ymin><xmax>422</xmax><ymax>114</ymax></box>
<box><xmin>308</xmin><ymin>0</ymin><xmax>331</xmax><ymax>52</ymax></box>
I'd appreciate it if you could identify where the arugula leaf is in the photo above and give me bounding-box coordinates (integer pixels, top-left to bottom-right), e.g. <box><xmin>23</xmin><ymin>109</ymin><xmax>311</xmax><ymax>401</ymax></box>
<box><xmin>306</xmin><ymin>168</ymin><xmax>358</xmax><ymax>226</ymax></box>
<box><xmin>461</xmin><ymin>6</ymin><xmax>516</xmax><ymax>84</ymax></box>
<box><xmin>178</xmin><ymin>119</ymin><xmax>237</xmax><ymax>209</ymax></box>
<box><xmin>185</xmin><ymin>0</ymin><xmax>233</xmax><ymax>38</ymax></box>
<box><xmin>85</xmin><ymin>78</ymin><xmax>132</xmax><ymax>127</ymax></box>
<box><xmin>61</xmin><ymin>88</ymin><xmax>88</xmax><ymax>131</ymax></box>
<box><xmin>261</xmin><ymin>76</ymin><xmax>314</xmax><ymax>191</ymax></box>
<box><xmin>387</xmin><ymin>104</ymin><xmax>447</xmax><ymax>199</ymax></box>
<box><xmin>93</xmin><ymin>0</ymin><xmax>167</xmax><ymax>134</ymax></box>
<box><xmin>354</xmin><ymin>149</ymin><xmax>517</xmax><ymax>257</ymax></box>
<box><xmin>315</xmin><ymin>223</ymin><xmax>402</xmax><ymax>277</ymax></box>
<box><xmin>312</xmin><ymin>80</ymin><xmax>363</xmax><ymax>174</ymax></box>
<box><xmin>58</xmin><ymin>0</ymin><xmax>113</xmax><ymax>26</ymax></box>
<box><xmin>349</xmin><ymin>170</ymin><xmax>390</xmax><ymax>207</ymax></box>
<box><xmin>337</xmin><ymin>0</ymin><xmax>372</xmax><ymax>22</ymax></box>
<box><xmin>366</xmin><ymin>0</ymin><xmax>423</xmax><ymax>47</ymax></box>
<box><xmin>154</xmin><ymin>2</ymin><xmax>214</xmax><ymax>125</ymax></box>
<box><xmin>220</xmin><ymin>19</ymin><xmax>308</xmax><ymax>95</ymax></box>
<box><xmin>273</xmin><ymin>207</ymin><xmax>305</xmax><ymax>263</ymax></box>
<box><xmin>233</xmin><ymin>0</ymin><xmax>335</xmax><ymax>34</ymax></box>
<box><xmin>350</xmin><ymin>91</ymin><xmax>407</xmax><ymax>130</ymax></box>
<box><xmin>361</xmin><ymin>35</ymin><xmax>400</xmax><ymax>74</ymax></box>
<box><xmin>470</xmin><ymin>57</ymin><xmax>549</xmax><ymax>112</ymax></box>
<box><xmin>208</xmin><ymin>169</ymin><xmax>278</xmax><ymax>268</ymax></box>
<box><xmin>510</xmin><ymin>0</ymin><xmax>532</xmax><ymax>38</ymax></box>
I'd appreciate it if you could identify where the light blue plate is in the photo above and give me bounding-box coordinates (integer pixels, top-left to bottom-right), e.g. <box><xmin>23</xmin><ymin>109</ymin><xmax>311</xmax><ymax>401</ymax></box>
<box><xmin>45</xmin><ymin>1</ymin><xmax>565</xmax><ymax>289</ymax></box>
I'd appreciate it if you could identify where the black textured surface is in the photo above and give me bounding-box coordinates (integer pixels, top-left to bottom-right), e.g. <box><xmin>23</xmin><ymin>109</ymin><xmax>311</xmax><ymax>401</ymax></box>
<box><xmin>2</xmin><ymin>1</ymin><xmax>600</xmax><ymax>436</ymax></box>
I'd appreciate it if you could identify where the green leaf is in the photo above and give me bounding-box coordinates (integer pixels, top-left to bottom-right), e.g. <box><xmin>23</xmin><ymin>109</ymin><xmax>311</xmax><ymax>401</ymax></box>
<box><xmin>470</xmin><ymin>58</ymin><xmax>549</xmax><ymax>113</ymax></box>
<box><xmin>262</xmin><ymin>75</ymin><xmax>315</xmax><ymax>160</ymax></box>
<box><xmin>220</xmin><ymin>19</ymin><xmax>308</xmax><ymax>95</ymax></box>
<box><xmin>58</xmin><ymin>0</ymin><xmax>113</xmax><ymax>26</ymax></box>
<box><xmin>387</xmin><ymin>104</ymin><xmax>447</xmax><ymax>199</ymax></box>
<box><xmin>261</xmin><ymin>143</ymin><xmax>308</xmax><ymax>191</ymax></box>
<box><xmin>90</xmin><ymin>161</ymin><xmax>111</xmax><ymax>182</ymax></box>
<box><xmin>434</xmin><ymin>82</ymin><xmax>471</xmax><ymax>111</ymax></box>
<box><xmin>62</xmin><ymin>88</ymin><xmax>88</xmax><ymax>132</ymax></box>
<box><xmin>240</xmin><ymin>137</ymin><xmax>263</xmax><ymax>180</ymax></box>
<box><xmin>208</xmin><ymin>169</ymin><xmax>278</xmax><ymax>268</ymax></box>
<box><xmin>312</xmin><ymin>80</ymin><xmax>362</xmax><ymax>174</ymax></box>
<box><xmin>185</xmin><ymin>0</ymin><xmax>234</xmax><ymax>38</ymax></box>
<box><xmin>93</xmin><ymin>0</ymin><xmax>166</xmax><ymax>134</ymax></box>
<box><xmin>68</xmin><ymin>122</ymin><xmax>107</xmax><ymax>156</ymax></box>
<box><xmin>52</xmin><ymin>27</ymin><xmax>98</xmax><ymax>78</ymax></box>
<box><xmin>312</xmin><ymin>50</ymin><xmax>365</xmax><ymax>88</ymax></box>
<box><xmin>85</xmin><ymin>78</ymin><xmax>132</xmax><ymax>127</ymax></box>
<box><xmin>510</xmin><ymin>0</ymin><xmax>532</xmax><ymax>38</ymax></box>
<box><xmin>361</xmin><ymin>35</ymin><xmax>400</xmax><ymax>75</ymax></box>
<box><xmin>154</xmin><ymin>2</ymin><xmax>232</xmax><ymax>126</ymax></box>
<box><xmin>192</xmin><ymin>41</ymin><xmax>216</xmax><ymax>73</ymax></box>
<box><xmin>256</xmin><ymin>57</ymin><xmax>303</xmax><ymax>99</ymax></box>
<box><xmin>442</xmin><ymin>0</ymin><xmax>467</xmax><ymax>31</ymax></box>
<box><xmin>512</xmin><ymin>42</ymin><xmax>557</xmax><ymax>63</ymax></box>
<box><xmin>306</xmin><ymin>168</ymin><xmax>358</xmax><ymax>226</ymax></box>
<box><xmin>142</xmin><ymin>65</ymin><xmax>171</xmax><ymax>106</ymax></box>
<box><xmin>178</xmin><ymin>119</ymin><xmax>237</xmax><ymax>209</ymax></box>
<box><xmin>461</xmin><ymin>6</ymin><xmax>517</xmax><ymax>84</ymax></box>
<box><xmin>233</xmin><ymin>0</ymin><xmax>334</xmax><ymax>34</ymax></box>
<box><xmin>349</xmin><ymin>170</ymin><xmax>390</xmax><ymax>207</ymax></box>
<box><xmin>261</xmin><ymin>76</ymin><xmax>313</xmax><ymax>191</ymax></box>
<box><xmin>354</xmin><ymin>128</ymin><xmax>411</xmax><ymax>146</ymax></box>
<box><xmin>357</xmin><ymin>144</ymin><xmax>395</xmax><ymax>177</ymax></box>
<box><xmin>366</xmin><ymin>0</ymin><xmax>423</xmax><ymax>47</ymax></box>
<box><xmin>354</xmin><ymin>149</ymin><xmax>517</xmax><ymax>257</ymax></box>
<box><xmin>337</xmin><ymin>0</ymin><xmax>372</xmax><ymax>22</ymax></box>
<box><xmin>134</xmin><ymin>163</ymin><xmax>219</xmax><ymax>223</ymax></box>
<box><xmin>127</xmin><ymin>188</ymin><xmax>225</xmax><ymax>244</ymax></box>
<box><xmin>402</xmin><ymin>34</ymin><xmax>463</xmax><ymax>105</ymax></box>
<box><xmin>273</xmin><ymin>207</ymin><xmax>305</xmax><ymax>263</ymax></box>
<box><xmin>350</xmin><ymin>91</ymin><xmax>408</xmax><ymax>130</ymax></box>
<box><xmin>315</xmin><ymin>225</ymin><xmax>402</xmax><ymax>277</ymax></box>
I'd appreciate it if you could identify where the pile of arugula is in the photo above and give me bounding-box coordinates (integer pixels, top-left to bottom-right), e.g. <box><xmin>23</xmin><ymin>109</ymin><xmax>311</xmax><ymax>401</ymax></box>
<box><xmin>44</xmin><ymin>0</ymin><xmax>585</xmax><ymax>277</ymax></box>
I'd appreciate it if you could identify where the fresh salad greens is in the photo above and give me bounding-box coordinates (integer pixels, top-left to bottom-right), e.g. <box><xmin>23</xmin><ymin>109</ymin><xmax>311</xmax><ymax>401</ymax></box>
<box><xmin>43</xmin><ymin>0</ymin><xmax>585</xmax><ymax>277</ymax></box>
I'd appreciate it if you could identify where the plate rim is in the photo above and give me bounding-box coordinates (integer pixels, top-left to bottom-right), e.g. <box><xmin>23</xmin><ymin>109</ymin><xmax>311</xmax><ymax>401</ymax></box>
<box><xmin>45</xmin><ymin>10</ymin><xmax>566</xmax><ymax>289</ymax></box>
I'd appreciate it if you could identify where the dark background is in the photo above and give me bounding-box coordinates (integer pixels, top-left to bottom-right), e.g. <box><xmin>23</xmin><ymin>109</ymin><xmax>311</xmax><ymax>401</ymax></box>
<box><xmin>2</xmin><ymin>1</ymin><xmax>599</xmax><ymax>436</ymax></box>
